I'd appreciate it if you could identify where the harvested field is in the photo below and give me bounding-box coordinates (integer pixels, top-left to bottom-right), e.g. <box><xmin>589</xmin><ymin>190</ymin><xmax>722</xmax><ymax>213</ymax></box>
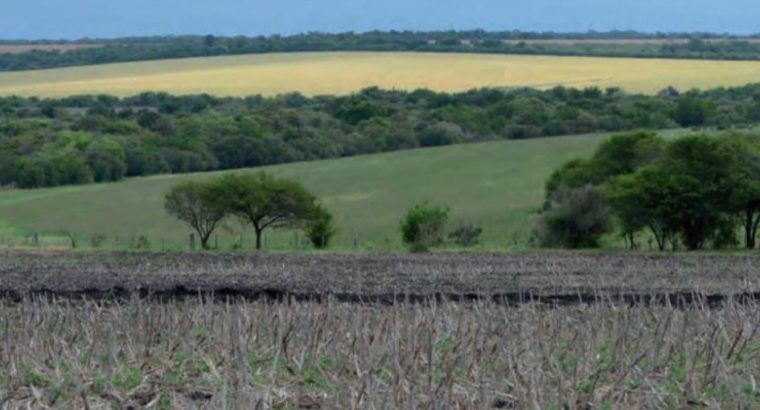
<box><xmin>2</xmin><ymin>52</ymin><xmax>760</xmax><ymax>97</ymax></box>
<box><xmin>1</xmin><ymin>296</ymin><xmax>759</xmax><ymax>408</ymax></box>
<box><xmin>3</xmin><ymin>251</ymin><xmax>760</xmax><ymax>408</ymax></box>
<box><xmin>1</xmin><ymin>251</ymin><xmax>760</xmax><ymax>303</ymax></box>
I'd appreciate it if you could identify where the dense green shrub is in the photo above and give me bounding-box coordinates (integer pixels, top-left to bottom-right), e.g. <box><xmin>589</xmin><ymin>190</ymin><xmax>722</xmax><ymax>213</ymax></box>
<box><xmin>448</xmin><ymin>224</ymin><xmax>483</xmax><ymax>247</ymax></box>
<box><xmin>535</xmin><ymin>186</ymin><xmax>613</xmax><ymax>249</ymax></box>
<box><xmin>548</xmin><ymin>132</ymin><xmax>760</xmax><ymax>251</ymax></box>
<box><xmin>306</xmin><ymin>206</ymin><xmax>337</xmax><ymax>249</ymax></box>
<box><xmin>400</xmin><ymin>202</ymin><xmax>450</xmax><ymax>252</ymax></box>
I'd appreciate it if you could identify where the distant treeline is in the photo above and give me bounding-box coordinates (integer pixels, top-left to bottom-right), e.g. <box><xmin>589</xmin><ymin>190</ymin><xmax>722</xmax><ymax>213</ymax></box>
<box><xmin>2</xmin><ymin>84</ymin><xmax>760</xmax><ymax>189</ymax></box>
<box><xmin>4</xmin><ymin>31</ymin><xmax>760</xmax><ymax>71</ymax></box>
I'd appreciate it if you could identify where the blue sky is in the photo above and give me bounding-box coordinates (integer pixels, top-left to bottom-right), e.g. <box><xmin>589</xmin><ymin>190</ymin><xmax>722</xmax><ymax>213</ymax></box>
<box><xmin>1</xmin><ymin>0</ymin><xmax>758</xmax><ymax>39</ymax></box>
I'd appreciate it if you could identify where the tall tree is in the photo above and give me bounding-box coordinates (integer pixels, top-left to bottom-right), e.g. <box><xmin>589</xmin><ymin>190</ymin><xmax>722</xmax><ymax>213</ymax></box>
<box><xmin>212</xmin><ymin>172</ymin><xmax>320</xmax><ymax>250</ymax></box>
<box><xmin>608</xmin><ymin>136</ymin><xmax>739</xmax><ymax>251</ymax></box>
<box><xmin>726</xmin><ymin>139</ymin><xmax>760</xmax><ymax>249</ymax></box>
<box><xmin>165</xmin><ymin>181</ymin><xmax>226</xmax><ymax>250</ymax></box>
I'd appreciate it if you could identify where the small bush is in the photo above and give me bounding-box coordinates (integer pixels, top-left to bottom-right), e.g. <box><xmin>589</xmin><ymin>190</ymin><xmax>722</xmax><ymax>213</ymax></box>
<box><xmin>400</xmin><ymin>202</ymin><xmax>449</xmax><ymax>252</ymax></box>
<box><xmin>134</xmin><ymin>235</ymin><xmax>151</xmax><ymax>250</ymax></box>
<box><xmin>449</xmin><ymin>224</ymin><xmax>483</xmax><ymax>247</ymax></box>
<box><xmin>535</xmin><ymin>185</ymin><xmax>612</xmax><ymax>249</ymax></box>
<box><xmin>89</xmin><ymin>234</ymin><xmax>106</xmax><ymax>248</ymax></box>
<box><xmin>307</xmin><ymin>206</ymin><xmax>337</xmax><ymax>249</ymax></box>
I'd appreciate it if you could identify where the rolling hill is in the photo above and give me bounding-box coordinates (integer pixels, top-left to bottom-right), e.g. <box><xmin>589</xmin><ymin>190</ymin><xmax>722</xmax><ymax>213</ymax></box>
<box><xmin>0</xmin><ymin>132</ymin><xmax>620</xmax><ymax>251</ymax></box>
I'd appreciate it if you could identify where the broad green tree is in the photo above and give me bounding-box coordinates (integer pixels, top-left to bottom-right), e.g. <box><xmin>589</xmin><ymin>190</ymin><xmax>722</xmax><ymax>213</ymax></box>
<box><xmin>212</xmin><ymin>172</ymin><xmax>320</xmax><ymax>250</ymax></box>
<box><xmin>607</xmin><ymin>136</ymin><xmax>741</xmax><ymax>251</ymax></box>
<box><xmin>545</xmin><ymin>131</ymin><xmax>664</xmax><ymax>198</ymax></box>
<box><xmin>726</xmin><ymin>138</ymin><xmax>760</xmax><ymax>249</ymax></box>
<box><xmin>165</xmin><ymin>181</ymin><xmax>226</xmax><ymax>250</ymax></box>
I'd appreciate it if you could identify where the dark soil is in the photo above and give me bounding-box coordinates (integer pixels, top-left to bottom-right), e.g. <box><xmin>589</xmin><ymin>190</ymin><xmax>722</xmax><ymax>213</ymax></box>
<box><xmin>1</xmin><ymin>250</ymin><xmax>759</xmax><ymax>305</ymax></box>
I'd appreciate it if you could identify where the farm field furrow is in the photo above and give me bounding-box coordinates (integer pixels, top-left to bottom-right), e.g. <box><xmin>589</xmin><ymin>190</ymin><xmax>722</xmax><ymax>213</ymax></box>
<box><xmin>2</xmin><ymin>251</ymin><xmax>760</xmax><ymax>300</ymax></box>
<box><xmin>2</xmin><ymin>52</ymin><xmax>760</xmax><ymax>97</ymax></box>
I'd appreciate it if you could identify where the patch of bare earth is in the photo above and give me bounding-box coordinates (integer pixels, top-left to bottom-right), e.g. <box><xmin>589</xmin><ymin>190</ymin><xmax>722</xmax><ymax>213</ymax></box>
<box><xmin>0</xmin><ymin>44</ymin><xmax>97</xmax><ymax>55</ymax></box>
<box><xmin>0</xmin><ymin>250</ymin><xmax>759</xmax><ymax>304</ymax></box>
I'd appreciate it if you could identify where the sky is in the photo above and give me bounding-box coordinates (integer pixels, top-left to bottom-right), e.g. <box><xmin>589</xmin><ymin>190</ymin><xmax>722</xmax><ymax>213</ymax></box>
<box><xmin>1</xmin><ymin>0</ymin><xmax>758</xmax><ymax>40</ymax></box>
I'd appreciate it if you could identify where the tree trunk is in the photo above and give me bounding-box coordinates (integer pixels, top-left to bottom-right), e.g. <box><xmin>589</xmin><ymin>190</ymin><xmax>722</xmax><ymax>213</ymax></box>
<box><xmin>745</xmin><ymin>211</ymin><xmax>757</xmax><ymax>250</ymax></box>
<box><xmin>626</xmin><ymin>231</ymin><xmax>638</xmax><ymax>250</ymax></box>
<box><xmin>649</xmin><ymin>225</ymin><xmax>666</xmax><ymax>251</ymax></box>
<box><xmin>255</xmin><ymin>228</ymin><xmax>263</xmax><ymax>250</ymax></box>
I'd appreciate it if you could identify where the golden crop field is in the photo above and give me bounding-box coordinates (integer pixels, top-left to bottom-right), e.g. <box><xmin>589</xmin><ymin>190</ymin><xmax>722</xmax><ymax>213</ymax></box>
<box><xmin>1</xmin><ymin>51</ymin><xmax>760</xmax><ymax>97</ymax></box>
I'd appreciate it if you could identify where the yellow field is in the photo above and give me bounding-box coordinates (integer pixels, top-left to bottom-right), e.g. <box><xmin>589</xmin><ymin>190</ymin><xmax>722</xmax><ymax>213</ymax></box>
<box><xmin>1</xmin><ymin>52</ymin><xmax>759</xmax><ymax>97</ymax></box>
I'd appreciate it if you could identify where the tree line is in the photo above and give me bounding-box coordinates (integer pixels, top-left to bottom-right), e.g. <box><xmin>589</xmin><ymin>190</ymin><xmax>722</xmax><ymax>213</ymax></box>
<box><xmin>4</xmin><ymin>31</ymin><xmax>760</xmax><ymax>71</ymax></box>
<box><xmin>4</xmin><ymin>84</ymin><xmax>760</xmax><ymax>189</ymax></box>
<box><xmin>166</xmin><ymin>172</ymin><xmax>471</xmax><ymax>252</ymax></box>
<box><xmin>165</xmin><ymin>172</ymin><xmax>334</xmax><ymax>250</ymax></box>
<box><xmin>538</xmin><ymin>131</ymin><xmax>760</xmax><ymax>251</ymax></box>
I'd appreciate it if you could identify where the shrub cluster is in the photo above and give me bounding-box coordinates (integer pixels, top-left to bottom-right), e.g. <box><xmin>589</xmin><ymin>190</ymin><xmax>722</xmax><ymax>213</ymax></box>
<box><xmin>540</xmin><ymin>131</ymin><xmax>760</xmax><ymax>250</ymax></box>
<box><xmin>165</xmin><ymin>172</ymin><xmax>334</xmax><ymax>250</ymax></box>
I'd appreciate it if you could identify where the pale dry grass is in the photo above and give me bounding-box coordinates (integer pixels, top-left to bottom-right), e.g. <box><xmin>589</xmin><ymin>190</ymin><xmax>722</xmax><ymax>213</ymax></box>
<box><xmin>3</xmin><ymin>251</ymin><xmax>760</xmax><ymax>298</ymax></box>
<box><xmin>2</xmin><ymin>251</ymin><xmax>759</xmax><ymax>408</ymax></box>
<box><xmin>1</xmin><ymin>52</ymin><xmax>760</xmax><ymax>97</ymax></box>
<box><xmin>1</xmin><ymin>298</ymin><xmax>759</xmax><ymax>409</ymax></box>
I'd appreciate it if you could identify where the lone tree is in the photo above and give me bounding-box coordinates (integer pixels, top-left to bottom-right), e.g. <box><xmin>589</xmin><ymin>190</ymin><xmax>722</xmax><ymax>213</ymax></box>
<box><xmin>213</xmin><ymin>172</ymin><xmax>321</xmax><ymax>250</ymax></box>
<box><xmin>165</xmin><ymin>181</ymin><xmax>226</xmax><ymax>250</ymax></box>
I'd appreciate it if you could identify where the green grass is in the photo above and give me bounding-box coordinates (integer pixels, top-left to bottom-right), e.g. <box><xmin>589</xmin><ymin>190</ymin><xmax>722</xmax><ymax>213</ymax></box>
<box><xmin>0</xmin><ymin>130</ymin><xmax>691</xmax><ymax>251</ymax></box>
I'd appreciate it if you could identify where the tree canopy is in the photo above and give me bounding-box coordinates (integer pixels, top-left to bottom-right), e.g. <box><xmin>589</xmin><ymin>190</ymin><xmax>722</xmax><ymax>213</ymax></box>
<box><xmin>164</xmin><ymin>180</ymin><xmax>227</xmax><ymax>250</ymax></box>
<box><xmin>5</xmin><ymin>84</ymin><xmax>760</xmax><ymax>189</ymax></box>
<box><xmin>544</xmin><ymin>131</ymin><xmax>760</xmax><ymax>250</ymax></box>
<box><xmin>210</xmin><ymin>172</ymin><xmax>322</xmax><ymax>249</ymax></box>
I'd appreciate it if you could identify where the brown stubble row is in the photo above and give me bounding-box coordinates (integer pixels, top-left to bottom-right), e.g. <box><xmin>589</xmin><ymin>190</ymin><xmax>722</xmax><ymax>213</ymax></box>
<box><xmin>1</xmin><ymin>297</ymin><xmax>759</xmax><ymax>408</ymax></box>
<box><xmin>1</xmin><ymin>251</ymin><xmax>760</xmax><ymax>299</ymax></box>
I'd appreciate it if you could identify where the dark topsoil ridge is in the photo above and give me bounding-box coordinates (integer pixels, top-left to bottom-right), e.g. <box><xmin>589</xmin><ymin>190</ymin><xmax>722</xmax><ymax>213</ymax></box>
<box><xmin>1</xmin><ymin>250</ymin><xmax>759</xmax><ymax>305</ymax></box>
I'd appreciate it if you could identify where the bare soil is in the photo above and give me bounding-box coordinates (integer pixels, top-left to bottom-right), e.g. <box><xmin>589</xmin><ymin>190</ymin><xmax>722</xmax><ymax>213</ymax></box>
<box><xmin>1</xmin><ymin>250</ymin><xmax>759</xmax><ymax>304</ymax></box>
<box><xmin>0</xmin><ymin>44</ymin><xmax>96</xmax><ymax>54</ymax></box>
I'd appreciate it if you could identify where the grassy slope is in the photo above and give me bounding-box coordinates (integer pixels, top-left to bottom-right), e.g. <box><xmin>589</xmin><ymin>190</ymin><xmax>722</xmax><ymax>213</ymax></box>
<box><xmin>0</xmin><ymin>133</ymin><xmax>628</xmax><ymax>251</ymax></box>
<box><xmin>2</xmin><ymin>52</ymin><xmax>760</xmax><ymax>97</ymax></box>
